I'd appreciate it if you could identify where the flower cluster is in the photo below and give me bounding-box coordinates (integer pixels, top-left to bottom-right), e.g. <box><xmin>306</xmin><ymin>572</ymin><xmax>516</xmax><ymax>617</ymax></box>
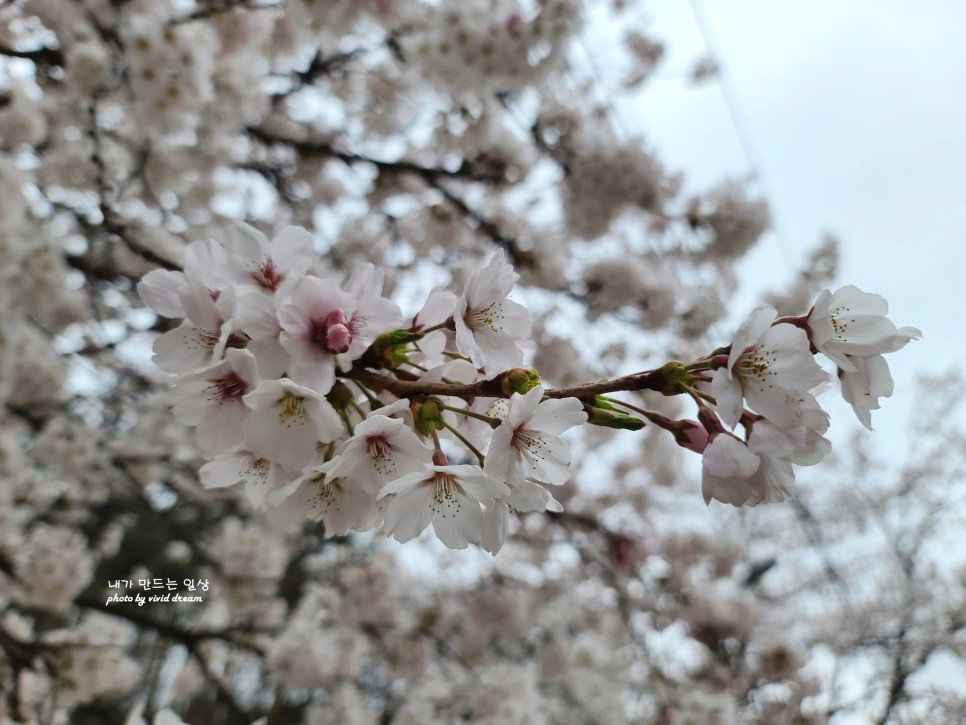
<box><xmin>694</xmin><ymin>291</ymin><xmax>920</xmax><ymax>506</ymax></box>
<box><xmin>142</xmin><ymin>228</ymin><xmax>920</xmax><ymax>541</ymax></box>
<box><xmin>140</xmin><ymin>226</ymin><xmax>582</xmax><ymax>553</ymax></box>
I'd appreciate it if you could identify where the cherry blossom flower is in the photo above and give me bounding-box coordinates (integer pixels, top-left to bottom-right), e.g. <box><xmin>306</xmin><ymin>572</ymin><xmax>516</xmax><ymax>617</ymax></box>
<box><xmin>168</xmin><ymin>348</ymin><xmax>259</xmax><ymax>454</ymax></box>
<box><xmin>199</xmin><ymin>447</ymin><xmax>291</xmax><ymax>509</ymax></box>
<box><xmin>409</xmin><ymin>286</ymin><xmax>457</xmax><ymax>367</ymax></box>
<box><xmin>410</xmin><ymin>286</ymin><xmax>457</xmax><ymax>332</ymax></box>
<box><xmin>278</xmin><ymin>277</ymin><xmax>357</xmax><ymax>393</ymax></box>
<box><xmin>242</xmin><ymin>379</ymin><xmax>343</xmax><ymax>471</ymax></box>
<box><xmin>701</xmin><ymin>432</ymin><xmax>793</xmax><ymax>508</ymax></box>
<box><xmin>749</xmin><ymin>391</ymin><xmax>832</xmax><ymax>466</ymax></box>
<box><xmin>379</xmin><ymin>464</ymin><xmax>509</xmax><ymax>549</ymax></box>
<box><xmin>222</xmin><ymin>224</ymin><xmax>314</xmax><ymax>293</ymax></box>
<box><xmin>151</xmin><ymin>280</ymin><xmax>244</xmax><ymax>373</ymax></box>
<box><xmin>323</xmin><ymin>414</ymin><xmax>431</xmax><ymax>486</ymax></box>
<box><xmin>137</xmin><ymin>239</ymin><xmax>230</xmax><ymax>318</ymax></box>
<box><xmin>482</xmin><ymin>479</ymin><xmax>562</xmax><ymax>555</ymax></box>
<box><xmin>342</xmin><ymin>263</ymin><xmax>403</xmax><ymax>360</ymax></box>
<box><xmin>838</xmin><ymin>326</ymin><xmax>921</xmax><ymax>430</ymax></box>
<box><xmin>806</xmin><ymin>286</ymin><xmax>905</xmax><ymax>370</ymax></box>
<box><xmin>454</xmin><ymin>249</ymin><xmax>532</xmax><ymax>371</ymax></box>
<box><xmin>711</xmin><ymin>305</ymin><xmax>826</xmax><ymax>429</ymax></box>
<box><xmin>269</xmin><ymin>457</ymin><xmax>383</xmax><ymax>535</ymax></box>
<box><xmin>235</xmin><ymin>291</ymin><xmax>289</xmax><ymax>379</ymax></box>
<box><xmin>484</xmin><ymin>386</ymin><xmax>587</xmax><ymax>485</ymax></box>
<box><xmin>278</xmin><ymin>275</ymin><xmax>400</xmax><ymax>393</ymax></box>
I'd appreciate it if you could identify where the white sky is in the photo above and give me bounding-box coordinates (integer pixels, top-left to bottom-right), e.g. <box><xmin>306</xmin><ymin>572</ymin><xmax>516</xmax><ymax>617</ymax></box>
<box><xmin>599</xmin><ymin>0</ymin><xmax>966</xmax><ymax>440</ymax></box>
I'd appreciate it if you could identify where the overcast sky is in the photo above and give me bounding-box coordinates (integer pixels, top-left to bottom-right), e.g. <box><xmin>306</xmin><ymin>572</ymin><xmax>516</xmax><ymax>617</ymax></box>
<box><xmin>601</xmin><ymin>0</ymin><xmax>966</xmax><ymax>439</ymax></box>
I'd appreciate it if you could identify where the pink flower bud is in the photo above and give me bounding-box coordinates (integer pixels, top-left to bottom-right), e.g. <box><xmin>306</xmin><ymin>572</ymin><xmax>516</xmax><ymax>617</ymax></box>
<box><xmin>674</xmin><ymin>420</ymin><xmax>709</xmax><ymax>453</ymax></box>
<box><xmin>324</xmin><ymin>308</ymin><xmax>348</xmax><ymax>328</ymax></box>
<box><xmin>325</xmin><ymin>323</ymin><xmax>351</xmax><ymax>354</ymax></box>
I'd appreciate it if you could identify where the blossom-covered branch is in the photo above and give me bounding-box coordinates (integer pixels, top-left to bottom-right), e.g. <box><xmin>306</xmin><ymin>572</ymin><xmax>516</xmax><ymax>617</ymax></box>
<box><xmin>140</xmin><ymin>223</ymin><xmax>920</xmax><ymax>552</ymax></box>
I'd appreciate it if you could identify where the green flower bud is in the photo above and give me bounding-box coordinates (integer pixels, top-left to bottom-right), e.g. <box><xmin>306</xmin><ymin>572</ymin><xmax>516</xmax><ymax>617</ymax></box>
<box><xmin>413</xmin><ymin>397</ymin><xmax>445</xmax><ymax>436</ymax></box>
<box><xmin>658</xmin><ymin>361</ymin><xmax>693</xmax><ymax>395</ymax></box>
<box><xmin>586</xmin><ymin>406</ymin><xmax>645</xmax><ymax>431</ymax></box>
<box><xmin>501</xmin><ymin>368</ymin><xmax>541</xmax><ymax>396</ymax></box>
<box><xmin>366</xmin><ymin>330</ymin><xmax>426</xmax><ymax>369</ymax></box>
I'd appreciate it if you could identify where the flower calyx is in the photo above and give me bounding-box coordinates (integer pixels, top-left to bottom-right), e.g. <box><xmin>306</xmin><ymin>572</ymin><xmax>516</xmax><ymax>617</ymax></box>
<box><xmin>358</xmin><ymin>329</ymin><xmax>427</xmax><ymax>369</ymax></box>
<box><xmin>412</xmin><ymin>397</ymin><xmax>447</xmax><ymax>437</ymax></box>
<box><xmin>586</xmin><ymin>397</ymin><xmax>646</xmax><ymax>430</ymax></box>
<box><xmin>657</xmin><ymin>360</ymin><xmax>694</xmax><ymax>396</ymax></box>
<box><xmin>499</xmin><ymin>368</ymin><xmax>541</xmax><ymax>396</ymax></box>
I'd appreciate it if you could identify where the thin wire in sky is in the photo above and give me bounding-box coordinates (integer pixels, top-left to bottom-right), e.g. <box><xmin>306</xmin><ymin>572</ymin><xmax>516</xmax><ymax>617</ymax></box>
<box><xmin>688</xmin><ymin>0</ymin><xmax>793</xmax><ymax>267</ymax></box>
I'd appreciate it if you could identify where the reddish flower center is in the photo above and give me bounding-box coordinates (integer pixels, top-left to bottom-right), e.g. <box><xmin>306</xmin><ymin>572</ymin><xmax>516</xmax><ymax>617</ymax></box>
<box><xmin>252</xmin><ymin>258</ymin><xmax>282</xmax><ymax>291</ymax></box>
<box><xmin>208</xmin><ymin>372</ymin><xmax>248</xmax><ymax>403</ymax></box>
<box><xmin>312</xmin><ymin>308</ymin><xmax>353</xmax><ymax>354</ymax></box>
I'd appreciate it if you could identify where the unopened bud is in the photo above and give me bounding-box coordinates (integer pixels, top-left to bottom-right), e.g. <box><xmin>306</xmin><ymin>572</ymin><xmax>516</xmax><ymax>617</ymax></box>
<box><xmin>413</xmin><ymin>397</ymin><xmax>445</xmax><ymax>436</ymax></box>
<box><xmin>671</xmin><ymin>419</ymin><xmax>709</xmax><ymax>453</ymax></box>
<box><xmin>501</xmin><ymin>368</ymin><xmax>540</xmax><ymax>396</ymax></box>
<box><xmin>326</xmin><ymin>382</ymin><xmax>355</xmax><ymax>410</ymax></box>
<box><xmin>364</xmin><ymin>330</ymin><xmax>424</xmax><ymax>369</ymax></box>
<box><xmin>586</xmin><ymin>406</ymin><xmax>645</xmax><ymax>430</ymax></box>
<box><xmin>658</xmin><ymin>361</ymin><xmax>692</xmax><ymax>395</ymax></box>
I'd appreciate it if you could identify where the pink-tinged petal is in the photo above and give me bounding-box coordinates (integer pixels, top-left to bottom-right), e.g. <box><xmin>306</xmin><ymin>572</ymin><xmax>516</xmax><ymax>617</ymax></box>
<box><xmin>199</xmin><ymin>450</ymin><xmax>250</xmax><ymax>489</ymax></box>
<box><xmin>483</xmin><ymin>425</ymin><xmax>515</xmax><ymax>481</ymax></box>
<box><xmin>481</xmin><ymin>502</ymin><xmax>510</xmax><ymax>555</ymax></box>
<box><xmin>823</xmin><ymin>315</ymin><xmax>897</xmax><ymax>353</ymax></box>
<box><xmin>345</xmin><ymin>263</ymin><xmax>385</xmax><ymax>301</ymax></box>
<box><xmin>506</xmin><ymin>480</ymin><xmax>557</xmax><ymax>512</ymax></box>
<box><xmin>890</xmin><ymin>326</ymin><xmax>922</xmax><ymax>352</ymax></box>
<box><xmin>789</xmin><ymin>434</ymin><xmax>831</xmax><ymax>466</ymax></box>
<box><xmin>197</xmin><ymin>399</ymin><xmax>249</xmax><ymax>454</ymax></box>
<box><xmin>840</xmin><ymin>354</ymin><xmax>894</xmax><ymax>431</ymax></box>
<box><xmin>760</xmin><ymin>457</ymin><xmax>794</xmax><ymax>503</ymax></box>
<box><xmin>464</xmin><ymin>249</ymin><xmax>518</xmax><ymax>311</ymax></box>
<box><xmin>822</xmin><ymin>346</ymin><xmax>857</xmax><ymax>373</ymax></box>
<box><xmin>433</xmin><ymin>492</ymin><xmax>483</xmax><ymax>549</ymax></box>
<box><xmin>347</xmin><ymin>296</ymin><xmax>403</xmax><ymax>358</ymax></box>
<box><xmin>270</xmin><ymin>226</ymin><xmax>314</xmax><ymax>277</ymax></box>
<box><xmin>183</xmin><ymin>239</ymin><xmax>230</xmax><ymax>290</ymax></box>
<box><xmin>743</xmin><ymin>386</ymin><xmax>803</xmax><ymax>429</ymax></box>
<box><xmin>413</xmin><ymin>287</ymin><xmax>457</xmax><ymax>330</ymax></box>
<box><xmin>382</xmin><ymin>484</ymin><xmax>435</xmax><ymax>543</ymax></box>
<box><xmin>242</xmin><ymin>380</ymin><xmax>343</xmax><ymax>470</ymax></box>
<box><xmin>378</xmin><ymin>469</ymin><xmax>433</xmax><ymax>498</ymax></box>
<box><xmin>168</xmin><ymin>380</ymin><xmax>210</xmax><ymax>425</ymax></box>
<box><xmin>728</xmin><ymin>305</ymin><xmax>777</xmax><ymax>371</ymax></box>
<box><xmin>807</xmin><ymin>289</ymin><xmax>834</xmax><ymax>347</ymax></box>
<box><xmin>283</xmin><ymin>342</ymin><xmax>336</xmax><ymax>394</ymax></box>
<box><xmin>138</xmin><ymin>270</ymin><xmax>190</xmax><ymax>318</ymax></box>
<box><xmin>526</xmin><ymin>434</ymin><xmax>574</xmax><ymax>485</ymax></box>
<box><xmin>283</xmin><ymin>466</ymin><xmax>381</xmax><ymax>535</ymax></box>
<box><xmin>180</xmin><ymin>278</ymin><xmax>224</xmax><ymax>331</ymax></box>
<box><xmin>703</xmin><ymin>434</ymin><xmax>759</xmax><ymax>480</ymax></box>
<box><xmin>493</xmin><ymin>298</ymin><xmax>532</xmax><ymax>339</ymax></box>
<box><xmin>527</xmin><ymin>397</ymin><xmax>587</xmax><ymax>436</ymax></box>
<box><xmin>747</xmin><ymin>421</ymin><xmax>800</xmax><ymax>459</ymax></box>
<box><xmin>451</xmin><ymin>470</ymin><xmax>510</xmax><ymax>503</ymax></box>
<box><xmin>831</xmin><ymin>285</ymin><xmax>889</xmax><ymax>316</ymax></box>
<box><xmin>223</xmin><ymin>223</ymin><xmax>268</xmax><ymax>265</ymax></box>
<box><xmin>758</xmin><ymin>325</ymin><xmax>820</xmax><ymax>383</ymax></box>
<box><xmin>711</xmin><ymin>368</ymin><xmax>743</xmax><ymax>429</ymax></box>
<box><xmin>505</xmin><ymin>386</ymin><xmax>542</xmax><ymax>428</ymax></box>
<box><xmin>246</xmin><ymin>339</ymin><xmax>289</xmax><ymax>379</ymax></box>
<box><xmin>153</xmin><ymin>323</ymin><xmax>217</xmax><ymax>373</ymax></box>
<box><xmin>472</xmin><ymin>330</ymin><xmax>524</xmax><ymax>371</ymax></box>
<box><xmin>243</xmin><ymin>459</ymin><xmax>290</xmax><ymax>509</ymax></box>
<box><xmin>236</xmin><ymin>293</ymin><xmax>281</xmax><ymax>340</ymax></box>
